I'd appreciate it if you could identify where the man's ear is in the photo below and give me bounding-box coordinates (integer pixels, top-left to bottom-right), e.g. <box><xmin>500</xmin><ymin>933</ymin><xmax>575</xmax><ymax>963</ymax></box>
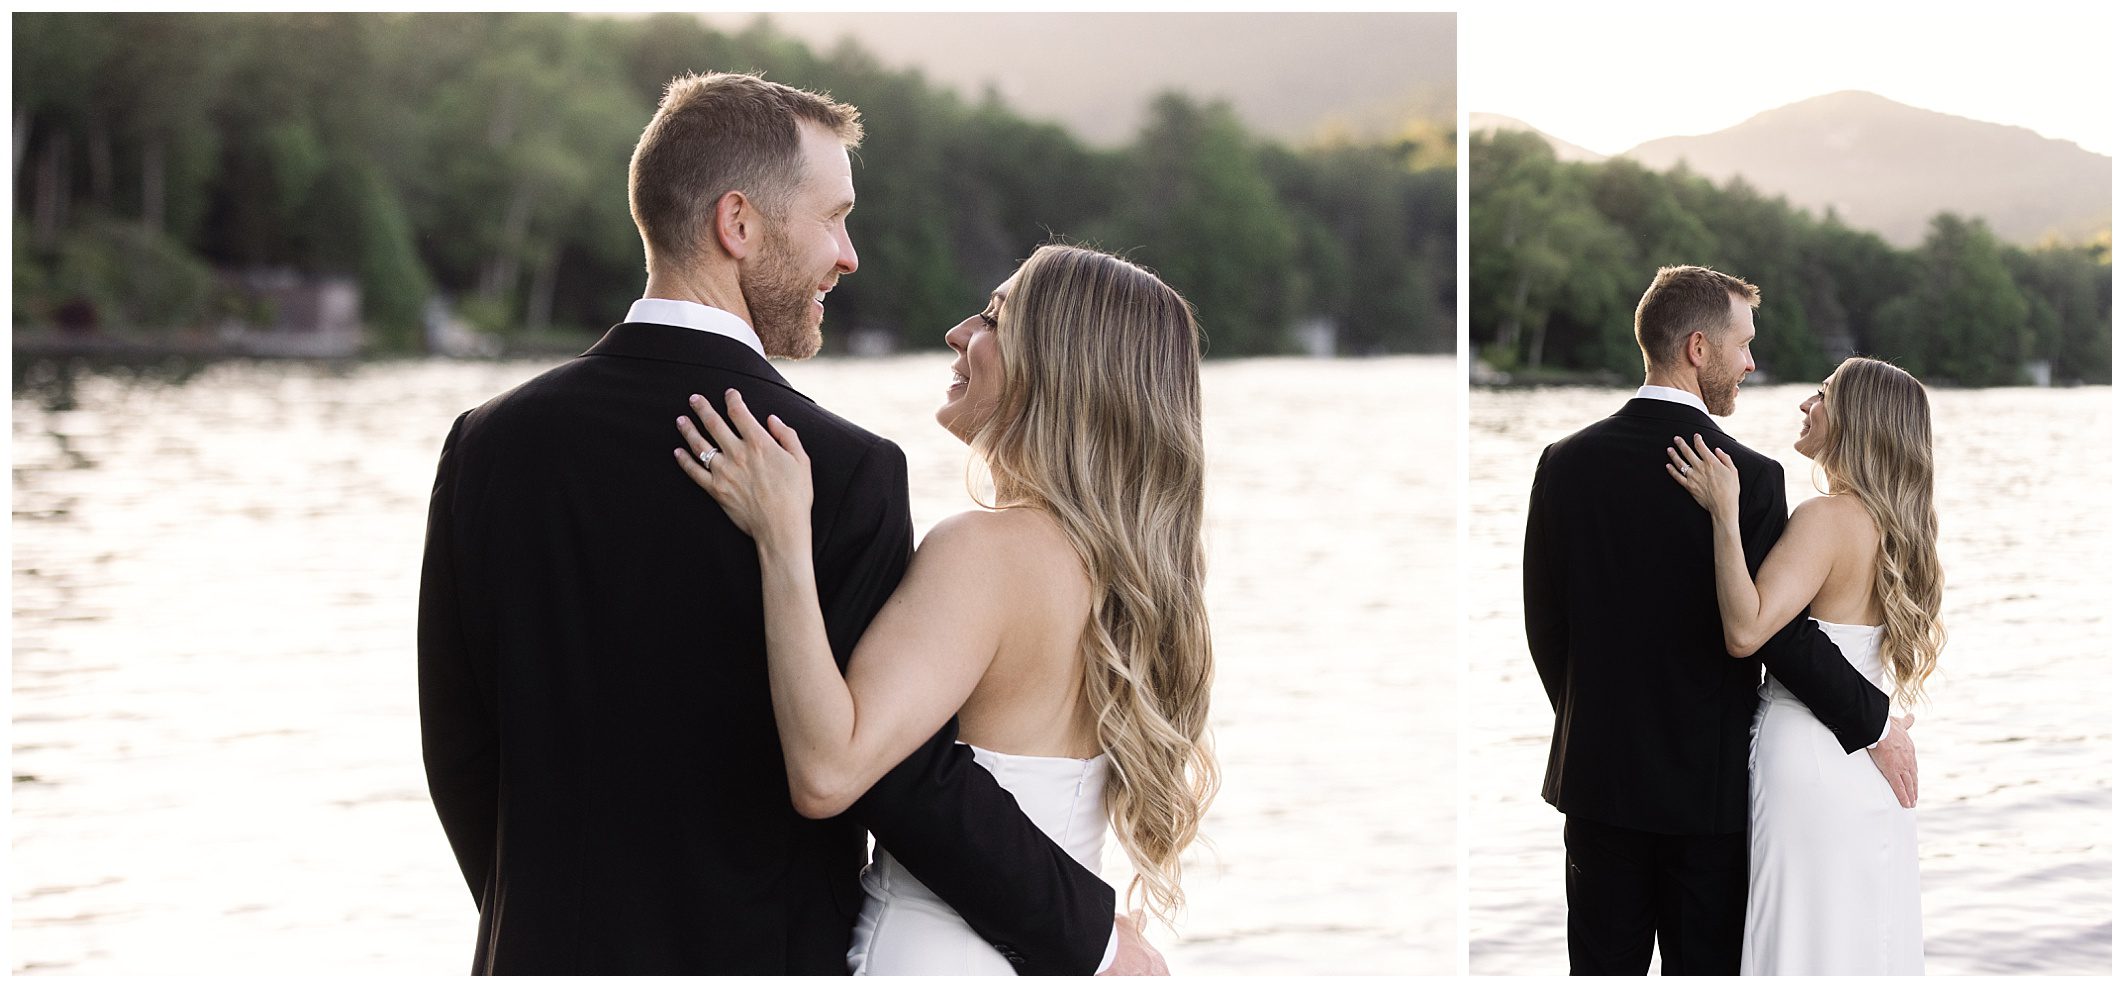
<box><xmin>713</xmin><ymin>190</ymin><xmax>756</xmax><ymax>260</ymax></box>
<box><xmin>1683</xmin><ymin>330</ymin><xmax>1708</xmax><ymax>369</ymax></box>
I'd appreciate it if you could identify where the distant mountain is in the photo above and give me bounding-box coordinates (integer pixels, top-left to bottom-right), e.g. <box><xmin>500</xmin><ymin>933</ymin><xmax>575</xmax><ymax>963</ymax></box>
<box><xmin>695</xmin><ymin>12</ymin><xmax>1456</xmax><ymax>146</ymax></box>
<box><xmin>1619</xmin><ymin>91</ymin><xmax>2110</xmax><ymax>246</ymax></box>
<box><xmin>1469</xmin><ymin>112</ymin><xmax>1606</xmax><ymax>163</ymax></box>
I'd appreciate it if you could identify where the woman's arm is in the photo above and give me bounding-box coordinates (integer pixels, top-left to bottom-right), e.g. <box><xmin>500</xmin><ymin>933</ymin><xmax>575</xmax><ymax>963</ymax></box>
<box><xmin>1666</xmin><ymin>434</ymin><xmax>1838</xmax><ymax>657</ymax></box>
<box><xmin>674</xmin><ymin>389</ymin><xmax>1006</xmax><ymax>818</ymax></box>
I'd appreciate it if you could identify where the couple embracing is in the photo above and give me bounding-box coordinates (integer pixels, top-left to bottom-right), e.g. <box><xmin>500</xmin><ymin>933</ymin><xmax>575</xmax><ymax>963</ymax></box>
<box><xmin>419</xmin><ymin>72</ymin><xmax>1213</xmax><ymax>975</ymax></box>
<box><xmin>1525</xmin><ymin>266</ymin><xmax>1945</xmax><ymax>975</ymax></box>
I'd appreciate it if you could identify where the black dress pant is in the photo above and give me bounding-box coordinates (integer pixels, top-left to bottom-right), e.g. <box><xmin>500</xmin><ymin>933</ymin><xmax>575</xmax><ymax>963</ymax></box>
<box><xmin>1564</xmin><ymin>815</ymin><xmax>1746</xmax><ymax>975</ymax></box>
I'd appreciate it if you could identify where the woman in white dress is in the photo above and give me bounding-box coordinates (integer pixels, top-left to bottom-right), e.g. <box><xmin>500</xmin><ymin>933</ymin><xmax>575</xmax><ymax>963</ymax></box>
<box><xmin>670</xmin><ymin>244</ymin><xmax>1218</xmax><ymax>974</ymax></box>
<box><xmin>1666</xmin><ymin>355</ymin><xmax>1945</xmax><ymax>974</ymax></box>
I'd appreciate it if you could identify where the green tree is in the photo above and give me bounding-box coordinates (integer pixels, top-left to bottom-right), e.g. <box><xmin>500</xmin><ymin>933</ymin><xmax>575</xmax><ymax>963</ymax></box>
<box><xmin>1268</xmin><ymin>135</ymin><xmax>1454</xmax><ymax>354</ymax></box>
<box><xmin>1875</xmin><ymin>214</ymin><xmax>2032</xmax><ymax>385</ymax></box>
<box><xmin>1469</xmin><ymin>131</ymin><xmax>1634</xmax><ymax>372</ymax></box>
<box><xmin>2007</xmin><ymin>239</ymin><xmax>2111</xmax><ymax>384</ymax></box>
<box><xmin>13</xmin><ymin>13</ymin><xmax>1458</xmax><ymax>356</ymax></box>
<box><xmin>1108</xmin><ymin>93</ymin><xmax>1301</xmax><ymax>355</ymax></box>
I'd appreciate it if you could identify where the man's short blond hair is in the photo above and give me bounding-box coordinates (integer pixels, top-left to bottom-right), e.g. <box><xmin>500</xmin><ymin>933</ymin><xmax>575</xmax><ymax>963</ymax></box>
<box><xmin>627</xmin><ymin>71</ymin><xmax>862</xmax><ymax>269</ymax></box>
<box><xmin>1634</xmin><ymin>265</ymin><xmax>1761</xmax><ymax>370</ymax></box>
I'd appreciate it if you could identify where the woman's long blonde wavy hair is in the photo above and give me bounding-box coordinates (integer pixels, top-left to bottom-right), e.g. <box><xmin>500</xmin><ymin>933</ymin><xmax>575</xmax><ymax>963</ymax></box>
<box><xmin>1814</xmin><ymin>356</ymin><xmax>1946</xmax><ymax>707</ymax></box>
<box><xmin>972</xmin><ymin>244</ymin><xmax>1218</xmax><ymax>927</ymax></box>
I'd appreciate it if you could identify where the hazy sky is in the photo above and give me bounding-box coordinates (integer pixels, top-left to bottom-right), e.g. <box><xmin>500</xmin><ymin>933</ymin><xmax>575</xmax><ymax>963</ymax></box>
<box><xmin>1465</xmin><ymin>7</ymin><xmax>2119</xmax><ymax>157</ymax></box>
<box><xmin>692</xmin><ymin>11</ymin><xmax>1456</xmax><ymax>146</ymax></box>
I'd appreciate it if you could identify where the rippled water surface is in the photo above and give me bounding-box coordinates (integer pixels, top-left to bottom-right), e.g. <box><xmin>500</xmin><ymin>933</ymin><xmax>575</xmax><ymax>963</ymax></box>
<box><xmin>11</xmin><ymin>354</ymin><xmax>1455</xmax><ymax>975</ymax></box>
<box><xmin>1467</xmin><ymin>385</ymin><xmax>2112</xmax><ymax>976</ymax></box>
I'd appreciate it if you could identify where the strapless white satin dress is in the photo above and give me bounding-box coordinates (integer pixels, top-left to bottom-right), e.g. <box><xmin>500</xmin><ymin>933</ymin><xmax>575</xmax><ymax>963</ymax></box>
<box><xmin>1741</xmin><ymin>620</ymin><xmax>1923</xmax><ymax>974</ymax></box>
<box><xmin>847</xmin><ymin>743</ymin><xmax>1110</xmax><ymax>975</ymax></box>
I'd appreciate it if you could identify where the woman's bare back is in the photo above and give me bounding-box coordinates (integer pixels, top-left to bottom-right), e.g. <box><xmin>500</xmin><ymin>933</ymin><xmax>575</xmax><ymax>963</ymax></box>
<box><xmin>937</xmin><ymin>506</ymin><xmax>1102</xmax><ymax>758</ymax></box>
<box><xmin>1795</xmin><ymin>493</ymin><xmax>1885</xmax><ymax>626</ymax></box>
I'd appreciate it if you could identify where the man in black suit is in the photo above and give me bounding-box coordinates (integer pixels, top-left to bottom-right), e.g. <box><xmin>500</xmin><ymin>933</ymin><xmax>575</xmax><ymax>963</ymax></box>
<box><xmin>1521</xmin><ymin>265</ymin><xmax>1919</xmax><ymax>974</ymax></box>
<box><xmin>419</xmin><ymin>72</ymin><xmax>1149</xmax><ymax>975</ymax></box>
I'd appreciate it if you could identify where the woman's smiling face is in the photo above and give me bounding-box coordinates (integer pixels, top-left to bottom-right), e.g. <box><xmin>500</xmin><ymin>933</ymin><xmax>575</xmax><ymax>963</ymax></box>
<box><xmin>937</xmin><ymin>277</ymin><xmax>1012</xmax><ymax>444</ymax></box>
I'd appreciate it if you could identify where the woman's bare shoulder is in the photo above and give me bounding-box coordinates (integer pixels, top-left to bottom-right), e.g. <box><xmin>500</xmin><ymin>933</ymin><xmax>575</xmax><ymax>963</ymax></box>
<box><xmin>918</xmin><ymin>507</ymin><xmax>1084</xmax><ymax>577</ymax></box>
<box><xmin>1792</xmin><ymin>493</ymin><xmax>1879</xmax><ymax>544</ymax></box>
<box><xmin>911</xmin><ymin>508</ymin><xmax>1091</xmax><ymax>634</ymax></box>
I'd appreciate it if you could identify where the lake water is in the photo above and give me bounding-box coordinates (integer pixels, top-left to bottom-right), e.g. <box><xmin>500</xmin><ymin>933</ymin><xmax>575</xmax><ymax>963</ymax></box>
<box><xmin>10</xmin><ymin>353</ymin><xmax>1457</xmax><ymax>975</ymax></box>
<box><xmin>1466</xmin><ymin>385</ymin><xmax>2113</xmax><ymax>976</ymax></box>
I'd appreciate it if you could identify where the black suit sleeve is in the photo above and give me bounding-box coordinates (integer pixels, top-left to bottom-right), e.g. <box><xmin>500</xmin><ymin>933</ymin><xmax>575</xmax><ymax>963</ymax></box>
<box><xmin>417</xmin><ymin>413</ymin><xmax>500</xmax><ymax>903</ymax></box>
<box><xmin>819</xmin><ymin>441</ymin><xmax>1116</xmax><ymax>976</ymax></box>
<box><xmin>1740</xmin><ymin>460</ymin><xmax>1890</xmax><ymax>754</ymax></box>
<box><xmin>1524</xmin><ymin>445</ymin><xmax>1568</xmax><ymax>710</ymax></box>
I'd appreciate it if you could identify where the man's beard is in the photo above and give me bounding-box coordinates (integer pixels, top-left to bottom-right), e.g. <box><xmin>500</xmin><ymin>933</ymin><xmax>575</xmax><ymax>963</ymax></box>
<box><xmin>1698</xmin><ymin>361</ymin><xmax>1740</xmax><ymax>416</ymax></box>
<box><xmin>740</xmin><ymin>223</ymin><xmax>822</xmax><ymax>359</ymax></box>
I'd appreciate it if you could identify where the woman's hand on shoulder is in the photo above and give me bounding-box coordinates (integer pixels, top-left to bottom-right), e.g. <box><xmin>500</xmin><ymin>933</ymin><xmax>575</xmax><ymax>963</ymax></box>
<box><xmin>672</xmin><ymin>389</ymin><xmax>813</xmax><ymax>553</ymax></box>
<box><xmin>1666</xmin><ymin>433</ymin><xmax>1740</xmax><ymax>520</ymax></box>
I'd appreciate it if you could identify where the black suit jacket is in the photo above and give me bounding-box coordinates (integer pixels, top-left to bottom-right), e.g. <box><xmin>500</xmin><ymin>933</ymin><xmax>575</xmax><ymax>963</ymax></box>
<box><xmin>419</xmin><ymin>323</ymin><xmax>1114</xmax><ymax>974</ymax></box>
<box><xmin>1522</xmin><ymin>397</ymin><xmax>1890</xmax><ymax>835</ymax></box>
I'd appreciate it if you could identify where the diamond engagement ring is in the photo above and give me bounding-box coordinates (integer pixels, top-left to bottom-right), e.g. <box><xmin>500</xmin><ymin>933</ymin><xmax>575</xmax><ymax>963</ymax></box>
<box><xmin>698</xmin><ymin>447</ymin><xmax>720</xmax><ymax>467</ymax></box>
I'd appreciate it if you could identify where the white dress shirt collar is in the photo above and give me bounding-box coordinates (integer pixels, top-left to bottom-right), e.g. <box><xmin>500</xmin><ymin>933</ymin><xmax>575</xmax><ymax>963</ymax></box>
<box><xmin>624</xmin><ymin>298</ymin><xmax>764</xmax><ymax>358</ymax></box>
<box><xmin>1635</xmin><ymin>384</ymin><xmax>1710</xmax><ymax>417</ymax></box>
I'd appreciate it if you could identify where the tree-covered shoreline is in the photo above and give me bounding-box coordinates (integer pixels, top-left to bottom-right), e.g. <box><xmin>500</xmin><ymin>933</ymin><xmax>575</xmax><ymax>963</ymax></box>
<box><xmin>1472</xmin><ymin>130</ymin><xmax>2111</xmax><ymax>386</ymax></box>
<box><xmin>14</xmin><ymin>12</ymin><xmax>1455</xmax><ymax>357</ymax></box>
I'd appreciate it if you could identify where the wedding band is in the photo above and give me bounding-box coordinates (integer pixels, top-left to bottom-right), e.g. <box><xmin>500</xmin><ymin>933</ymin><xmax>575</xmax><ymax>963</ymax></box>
<box><xmin>698</xmin><ymin>447</ymin><xmax>719</xmax><ymax>467</ymax></box>
<box><xmin>1680</xmin><ymin>464</ymin><xmax>1691</xmax><ymax>475</ymax></box>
